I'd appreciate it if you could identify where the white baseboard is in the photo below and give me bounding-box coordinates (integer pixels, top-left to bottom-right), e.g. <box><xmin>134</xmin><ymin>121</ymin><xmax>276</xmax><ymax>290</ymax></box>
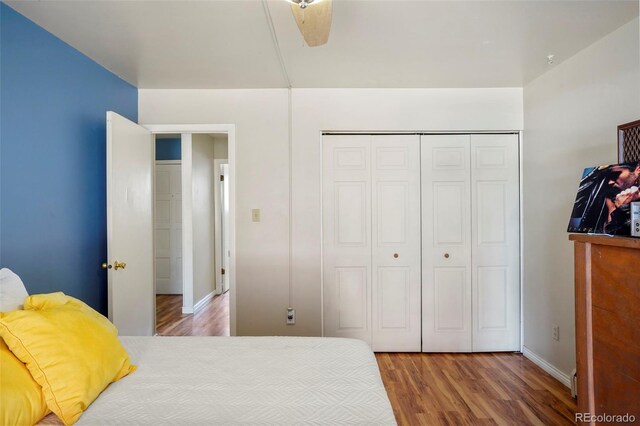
<box><xmin>522</xmin><ymin>345</ymin><xmax>572</xmax><ymax>389</ymax></box>
<box><xmin>182</xmin><ymin>307</ymin><xmax>193</xmax><ymax>314</ymax></box>
<box><xmin>193</xmin><ymin>291</ymin><xmax>215</xmax><ymax>314</ymax></box>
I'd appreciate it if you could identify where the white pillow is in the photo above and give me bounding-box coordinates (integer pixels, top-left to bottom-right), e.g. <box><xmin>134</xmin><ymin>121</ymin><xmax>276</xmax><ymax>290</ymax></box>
<box><xmin>0</xmin><ymin>268</ymin><xmax>29</xmax><ymax>311</ymax></box>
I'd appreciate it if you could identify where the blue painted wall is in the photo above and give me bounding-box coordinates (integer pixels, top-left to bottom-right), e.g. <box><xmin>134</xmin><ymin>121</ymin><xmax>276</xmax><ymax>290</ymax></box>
<box><xmin>0</xmin><ymin>3</ymin><xmax>138</xmax><ymax>314</ymax></box>
<box><xmin>156</xmin><ymin>137</ymin><xmax>181</xmax><ymax>161</ymax></box>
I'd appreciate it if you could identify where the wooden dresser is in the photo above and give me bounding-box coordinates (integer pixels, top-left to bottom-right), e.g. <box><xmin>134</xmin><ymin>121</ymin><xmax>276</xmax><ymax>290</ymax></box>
<box><xmin>570</xmin><ymin>234</ymin><xmax>640</xmax><ymax>424</ymax></box>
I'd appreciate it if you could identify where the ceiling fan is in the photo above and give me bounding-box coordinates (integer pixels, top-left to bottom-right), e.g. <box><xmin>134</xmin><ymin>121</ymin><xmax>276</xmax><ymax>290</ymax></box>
<box><xmin>288</xmin><ymin>0</ymin><xmax>332</xmax><ymax>47</ymax></box>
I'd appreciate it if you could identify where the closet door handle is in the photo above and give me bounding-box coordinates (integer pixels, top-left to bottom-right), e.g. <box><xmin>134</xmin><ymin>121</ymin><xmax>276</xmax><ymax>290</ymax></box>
<box><xmin>393</xmin><ymin>253</ymin><xmax>399</xmax><ymax>258</ymax></box>
<box><xmin>444</xmin><ymin>253</ymin><xmax>450</xmax><ymax>259</ymax></box>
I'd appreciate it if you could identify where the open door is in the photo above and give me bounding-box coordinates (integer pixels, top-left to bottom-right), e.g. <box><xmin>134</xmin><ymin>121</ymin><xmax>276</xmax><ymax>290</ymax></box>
<box><xmin>106</xmin><ymin>112</ymin><xmax>154</xmax><ymax>336</ymax></box>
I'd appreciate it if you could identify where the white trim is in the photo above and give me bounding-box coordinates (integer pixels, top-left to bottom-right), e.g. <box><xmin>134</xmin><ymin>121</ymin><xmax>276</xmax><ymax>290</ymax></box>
<box><xmin>144</xmin><ymin>124</ymin><xmax>235</xmax><ymax>134</ymax></box>
<box><xmin>522</xmin><ymin>345</ymin><xmax>572</xmax><ymax>389</ymax></box>
<box><xmin>181</xmin><ymin>134</ymin><xmax>194</xmax><ymax>313</ymax></box>
<box><xmin>182</xmin><ymin>306</ymin><xmax>194</xmax><ymax>314</ymax></box>
<box><xmin>151</xmin><ymin>131</ymin><xmax>157</xmax><ymax>330</ymax></box>
<box><xmin>519</xmin><ymin>130</ymin><xmax>525</xmax><ymax>352</ymax></box>
<box><xmin>228</xmin><ymin>126</ymin><xmax>237</xmax><ymax>336</ymax></box>
<box><xmin>155</xmin><ymin>160</ymin><xmax>181</xmax><ymax>165</ymax></box>
<box><xmin>193</xmin><ymin>291</ymin><xmax>215</xmax><ymax>314</ymax></box>
<box><xmin>106</xmin><ymin>112</ymin><xmax>115</xmax><ymax>322</ymax></box>
<box><xmin>144</xmin><ymin>123</ymin><xmax>237</xmax><ymax>336</ymax></box>
<box><xmin>287</xmin><ymin>89</ymin><xmax>293</xmax><ymax>309</ymax></box>
<box><xmin>213</xmin><ymin>159</ymin><xmax>228</xmax><ymax>296</ymax></box>
<box><xmin>322</xmin><ymin>130</ymin><xmax>520</xmax><ymax>135</ymax></box>
<box><xmin>319</xmin><ymin>129</ymin><xmax>324</xmax><ymax>337</ymax></box>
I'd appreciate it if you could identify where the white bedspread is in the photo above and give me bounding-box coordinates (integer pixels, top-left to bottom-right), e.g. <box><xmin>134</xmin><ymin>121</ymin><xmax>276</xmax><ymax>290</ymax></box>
<box><xmin>41</xmin><ymin>336</ymin><xmax>396</xmax><ymax>425</ymax></box>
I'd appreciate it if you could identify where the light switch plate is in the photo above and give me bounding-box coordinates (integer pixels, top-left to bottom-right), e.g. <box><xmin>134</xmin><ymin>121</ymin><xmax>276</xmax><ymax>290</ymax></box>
<box><xmin>252</xmin><ymin>209</ymin><xmax>261</xmax><ymax>222</ymax></box>
<box><xmin>286</xmin><ymin>308</ymin><xmax>295</xmax><ymax>325</ymax></box>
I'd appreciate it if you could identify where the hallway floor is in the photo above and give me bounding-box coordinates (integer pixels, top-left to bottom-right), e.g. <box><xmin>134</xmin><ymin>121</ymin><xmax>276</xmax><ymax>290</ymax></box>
<box><xmin>155</xmin><ymin>292</ymin><xmax>229</xmax><ymax>336</ymax></box>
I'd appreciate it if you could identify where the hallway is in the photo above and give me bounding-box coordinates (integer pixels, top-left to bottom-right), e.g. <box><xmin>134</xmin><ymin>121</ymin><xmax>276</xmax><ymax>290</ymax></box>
<box><xmin>156</xmin><ymin>292</ymin><xmax>229</xmax><ymax>336</ymax></box>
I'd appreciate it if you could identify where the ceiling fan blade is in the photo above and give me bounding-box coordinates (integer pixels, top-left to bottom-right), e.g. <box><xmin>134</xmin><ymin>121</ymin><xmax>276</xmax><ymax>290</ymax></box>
<box><xmin>290</xmin><ymin>0</ymin><xmax>332</xmax><ymax>47</ymax></box>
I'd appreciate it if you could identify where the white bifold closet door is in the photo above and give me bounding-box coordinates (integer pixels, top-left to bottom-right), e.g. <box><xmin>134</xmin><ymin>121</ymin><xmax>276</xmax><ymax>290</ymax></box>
<box><xmin>471</xmin><ymin>135</ymin><xmax>520</xmax><ymax>351</ymax></box>
<box><xmin>422</xmin><ymin>134</ymin><xmax>520</xmax><ymax>352</ymax></box>
<box><xmin>323</xmin><ymin>135</ymin><xmax>421</xmax><ymax>352</ymax></box>
<box><xmin>421</xmin><ymin>135</ymin><xmax>473</xmax><ymax>351</ymax></box>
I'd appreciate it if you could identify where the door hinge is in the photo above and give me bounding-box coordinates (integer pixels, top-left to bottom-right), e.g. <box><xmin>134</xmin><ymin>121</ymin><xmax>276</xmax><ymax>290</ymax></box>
<box><xmin>220</xmin><ymin>175</ymin><xmax>224</xmax><ymax>181</ymax></box>
<box><xmin>221</xmin><ymin>268</ymin><xmax>225</xmax><ymax>275</ymax></box>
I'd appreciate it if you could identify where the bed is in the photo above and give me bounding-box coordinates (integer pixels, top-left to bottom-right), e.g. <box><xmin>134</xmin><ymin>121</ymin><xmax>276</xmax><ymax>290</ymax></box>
<box><xmin>39</xmin><ymin>336</ymin><xmax>396</xmax><ymax>425</ymax></box>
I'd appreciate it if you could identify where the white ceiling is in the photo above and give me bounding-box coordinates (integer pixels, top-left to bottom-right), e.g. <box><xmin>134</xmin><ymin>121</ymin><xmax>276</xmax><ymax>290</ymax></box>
<box><xmin>6</xmin><ymin>0</ymin><xmax>638</xmax><ymax>89</ymax></box>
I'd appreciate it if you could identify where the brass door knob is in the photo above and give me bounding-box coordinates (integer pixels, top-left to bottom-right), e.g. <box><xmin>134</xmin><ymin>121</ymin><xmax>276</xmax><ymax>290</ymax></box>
<box><xmin>114</xmin><ymin>261</ymin><xmax>127</xmax><ymax>271</ymax></box>
<box><xmin>101</xmin><ymin>263</ymin><xmax>112</xmax><ymax>270</ymax></box>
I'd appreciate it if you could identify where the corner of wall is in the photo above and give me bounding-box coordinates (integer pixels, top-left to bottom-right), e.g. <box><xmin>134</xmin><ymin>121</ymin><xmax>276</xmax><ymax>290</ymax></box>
<box><xmin>521</xmin><ymin>16</ymin><xmax>639</xmax><ymax>381</ymax></box>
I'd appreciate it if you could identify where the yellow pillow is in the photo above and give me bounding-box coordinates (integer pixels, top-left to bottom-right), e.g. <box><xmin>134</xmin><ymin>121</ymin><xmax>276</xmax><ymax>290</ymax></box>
<box><xmin>24</xmin><ymin>292</ymin><xmax>116</xmax><ymax>333</ymax></box>
<box><xmin>0</xmin><ymin>294</ymin><xmax>136</xmax><ymax>425</ymax></box>
<box><xmin>0</xmin><ymin>338</ymin><xmax>50</xmax><ymax>426</ymax></box>
<box><xmin>25</xmin><ymin>291</ymin><xmax>91</xmax><ymax>310</ymax></box>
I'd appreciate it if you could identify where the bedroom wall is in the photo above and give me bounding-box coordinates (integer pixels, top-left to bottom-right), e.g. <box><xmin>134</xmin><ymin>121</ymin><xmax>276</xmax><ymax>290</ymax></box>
<box><xmin>191</xmin><ymin>134</ymin><xmax>217</xmax><ymax>305</ymax></box>
<box><xmin>522</xmin><ymin>18</ymin><xmax>640</xmax><ymax>379</ymax></box>
<box><xmin>140</xmin><ymin>90</ymin><xmax>290</xmax><ymax>335</ymax></box>
<box><xmin>289</xmin><ymin>89</ymin><xmax>523</xmax><ymax>335</ymax></box>
<box><xmin>0</xmin><ymin>3</ymin><xmax>138</xmax><ymax>314</ymax></box>
<box><xmin>139</xmin><ymin>88</ymin><xmax>523</xmax><ymax>336</ymax></box>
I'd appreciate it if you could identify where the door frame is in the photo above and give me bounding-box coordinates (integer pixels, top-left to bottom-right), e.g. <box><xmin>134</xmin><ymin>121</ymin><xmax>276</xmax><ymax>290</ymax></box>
<box><xmin>213</xmin><ymin>158</ymin><xmax>229</xmax><ymax>295</ymax></box>
<box><xmin>145</xmin><ymin>124</ymin><xmax>237</xmax><ymax>336</ymax></box>
<box><xmin>319</xmin><ymin>130</ymin><xmax>523</xmax><ymax>351</ymax></box>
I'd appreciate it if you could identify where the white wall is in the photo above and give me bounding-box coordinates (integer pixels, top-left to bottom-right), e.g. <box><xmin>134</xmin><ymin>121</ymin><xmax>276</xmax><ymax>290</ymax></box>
<box><xmin>141</xmin><ymin>90</ymin><xmax>290</xmax><ymax>335</ymax></box>
<box><xmin>522</xmin><ymin>18</ymin><xmax>639</xmax><ymax>378</ymax></box>
<box><xmin>192</xmin><ymin>134</ymin><xmax>217</xmax><ymax>304</ymax></box>
<box><xmin>290</xmin><ymin>89</ymin><xmax>523</xmax><ymax>335</ymax></box>
<box><xmin>139</xmin><ymin>88</ymin><xmax>523</xmax><ymax>335</ymax></box>
<box><xmin>213</xmin><ymin>135</ymin><xmax>229</xmax><ymax>159</ymax></box>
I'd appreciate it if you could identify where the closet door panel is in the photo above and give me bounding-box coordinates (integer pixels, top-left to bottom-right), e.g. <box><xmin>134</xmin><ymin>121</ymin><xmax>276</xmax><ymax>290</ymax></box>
<box><xmin>471</xmin><ymin>134</ymin><xmax>520</xmax><ymax>351</ymax></box>
<box><xmin>422</xmin><ymin>135</ymin><xmax>472</xmax><ymax>352</ymax></box>
<box><xmin>155</xmin><ymin>164</ymin><xmax>182</xmax><ymax>295</ymax></box>
<box><xmin>372</xmin><ymin>135</ymin><xmax>421</xmax><ymax>352</ymax></box>
<box><xmin>323</xmin><ymin>136</ymin><xmax>372</xmax><ymax>344</ymax></box>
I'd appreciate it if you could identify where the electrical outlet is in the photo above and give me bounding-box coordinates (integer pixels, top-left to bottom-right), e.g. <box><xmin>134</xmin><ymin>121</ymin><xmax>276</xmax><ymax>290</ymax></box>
<box><xmin>286</xmin><ymin>308</ymin><xmax>295</xmax><ymax>325</ymax></box>
<box><xmin>552</xmin><ymin>325</ymin><xmax>560</xmax><ymax>341</ymax></box>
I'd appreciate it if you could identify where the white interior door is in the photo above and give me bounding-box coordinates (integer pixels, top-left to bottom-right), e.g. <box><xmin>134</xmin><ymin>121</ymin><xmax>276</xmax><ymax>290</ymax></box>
<box><xmin>106</xmin><ymin>111</ymin><xmax>154</xmax><ymax>336</ymax></box>
<box><xmin>421</xmin><ymin>135</ymin><xmax>473</xmax><ymax>352</ymax></box>
<box><xmin>471</xmin><ymin>134</ymin><xmax>520</xmax><ymax>351</ymax></box>
<box><xmin>220</xmin><ymin>163</ymin><xmax>230</xmax><ymax>293</ymax></box>
<box><xmin>371</xmin><ymin>135</ymin><xmax>421</xmax><ymax>352</ymax></box>
<box><xmin>322</xmin><ymin>136</ymin><xmax>372</xmax><ymax>344</ymax></box>
<box><xmin>154</xmin><ymin>163</ymin><xmax>182</xmax><ymax>295</ymax></box>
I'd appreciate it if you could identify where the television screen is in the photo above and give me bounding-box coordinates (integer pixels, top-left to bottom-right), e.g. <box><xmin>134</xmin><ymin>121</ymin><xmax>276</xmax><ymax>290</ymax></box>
<box><xmin>568</xmin><ymin>162</ymin><xmax>640</xmax><ymax>235</ymax></box>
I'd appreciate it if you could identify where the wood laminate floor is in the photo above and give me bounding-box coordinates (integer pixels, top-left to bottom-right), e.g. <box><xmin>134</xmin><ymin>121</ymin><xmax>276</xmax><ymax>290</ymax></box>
<box><xmin>155</xmin><ymin>293</ymin><xmax>576</xmax><ymax>425</ymax></box>
<box><xmin>376</xmin><ymin>352</ymin><xmax>576</xmax><ymax>425</ymax></box>
<box><xmin>156</xmin><ymin>293</ymin><xmax>229</xmax><ymax>336</ymax></box>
